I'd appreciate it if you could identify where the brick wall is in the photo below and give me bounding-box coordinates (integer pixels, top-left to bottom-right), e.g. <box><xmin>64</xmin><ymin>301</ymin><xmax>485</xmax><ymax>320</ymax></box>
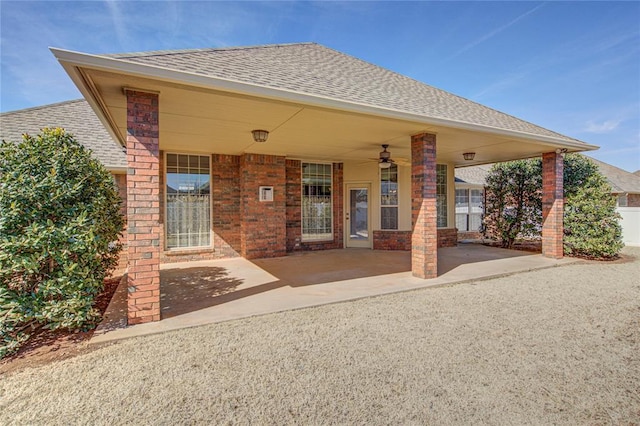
<box><xmin>285</xmin><ymin>160</ymin><xmax>344</xmax><ymax>252</ymax></box>
<box><xmin>373</xmin><ymin>228</ymin><xmax>456</xmax><ymax>250</ymax></box>
<box><xmin>457</xmin><ymin>231</ymin><xmax>482</xmax><ymax>241</ymax></box>
<box><xmin>240</xmin><ymin>154</ymin><xmax>287</xmax><ymax>259</ymax></box>
<box><xmin>627</xmin><ymin>194</ymin><xmax>640</xmax><ymax>207</ymax></box>
<box><xmin>542</xmin><ymin>152</ymin><xmax>564</xmax><ymax>259</ymax></box>
<box><xmin>212</xmin><ymin>154</ymin><xmax>241</xmax><ymax>257</ymax></box>
<box><xmin>373</xmin><ymin>230</ymin><xmax>411</xmax><ymax>250</ymax></box>
<box><xmin>125</xmin><ymin>90</ymin><xmax>161</xmax><ymax>324</ymax></box>
<box><xmin>411</xmin><ymin>133</ymin><xmax>438</xmax><ymax>279</ymax></box>
<box><xmin>437</xmin><ymin>228</ymin><xmax>458</xmax><ymax>248</ymax></box>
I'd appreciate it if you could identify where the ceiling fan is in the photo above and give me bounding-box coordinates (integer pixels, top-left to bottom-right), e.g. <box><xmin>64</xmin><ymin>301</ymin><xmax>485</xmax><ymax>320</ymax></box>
<box><xmin>377</xmin><ymin>144</ymin><xmax>395</xmax><ymax>169</ymax></box>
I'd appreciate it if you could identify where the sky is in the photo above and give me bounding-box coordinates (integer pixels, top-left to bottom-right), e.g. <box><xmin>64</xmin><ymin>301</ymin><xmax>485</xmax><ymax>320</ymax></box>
<box><xmin>1</xmin><ymin>1</ymin><xmax>639</xmax><ymax>172</ymax></box>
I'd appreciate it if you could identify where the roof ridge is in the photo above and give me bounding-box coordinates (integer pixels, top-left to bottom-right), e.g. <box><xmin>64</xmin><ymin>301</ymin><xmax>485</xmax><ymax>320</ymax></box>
<box><xmin>314</xmin><ymin>44</ymin><xmax>581</xmax><ymax>144</ymax></box>
<box><xmin>1</xmin><ymin>99</ymin><xmax>85</xmax><ymax>116</ymax></box>
<box><xmin>105</xmin><ymin>42</ymin><xmax>317</xmax><ymax>59</ymax></box>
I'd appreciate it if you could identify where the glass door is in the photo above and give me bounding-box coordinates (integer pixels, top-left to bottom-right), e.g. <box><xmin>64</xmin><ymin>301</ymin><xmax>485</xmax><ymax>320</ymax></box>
<box><xmin>346</xmin><ymin>184</ymin><xmax>370</xmax><ymax>248</ymax></box>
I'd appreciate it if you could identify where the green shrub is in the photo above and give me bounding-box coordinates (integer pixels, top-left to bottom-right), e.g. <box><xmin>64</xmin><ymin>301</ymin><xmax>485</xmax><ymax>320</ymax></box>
<box><xmin>482</xmin><ymin>159</ymin><xmax>542</xmax><ymax>248</ymax></box>
<box><xmin>0</xmin><ymin>128</ymin><xmax>124</xmax><ymax>358</ymax></box>
<box><xmin>563</xmin><ymin>154</ymin><xmax>623</xmax><ymax>259</ymax></box>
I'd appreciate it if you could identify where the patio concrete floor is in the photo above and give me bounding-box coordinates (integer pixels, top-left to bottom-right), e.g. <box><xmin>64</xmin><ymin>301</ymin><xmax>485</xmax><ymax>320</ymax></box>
<box><xmin>92</xmin><ymin>243</ymin><xmax>576</xmax><ymax>344</ymax></box>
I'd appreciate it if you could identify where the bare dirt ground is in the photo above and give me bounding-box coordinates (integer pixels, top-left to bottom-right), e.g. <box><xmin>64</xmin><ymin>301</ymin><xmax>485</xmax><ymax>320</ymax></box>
<box><xmin>1</xmin><ymin>248</ymin><xmax>638</xmax><ymax>424</ymax></box>
<box><xmin>0</xmin><ymin>276</ymin><xmax>121</xmax><ymax>375</ymax></box>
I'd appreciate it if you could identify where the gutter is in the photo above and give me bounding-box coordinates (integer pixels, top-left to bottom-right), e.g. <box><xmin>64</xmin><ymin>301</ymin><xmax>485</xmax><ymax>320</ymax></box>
<box><xmin>50</xmin><ymin>47</ymin><xmax>598</xmax><ymax>152</ymax></box>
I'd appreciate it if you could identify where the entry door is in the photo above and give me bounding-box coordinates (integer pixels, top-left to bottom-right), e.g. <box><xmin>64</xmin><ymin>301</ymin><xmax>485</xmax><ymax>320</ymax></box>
<box><xmin>346</xmin><ymin>184</ymin><xmax>371</xmax><ymax>248</ymax></box>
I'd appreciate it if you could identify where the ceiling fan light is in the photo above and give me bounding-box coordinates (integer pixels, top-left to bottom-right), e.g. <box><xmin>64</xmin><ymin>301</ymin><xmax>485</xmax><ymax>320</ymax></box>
<box><xmin>379</xmin><ymin>161</ymin><xmax>392</xmax><ymax>169</ymax></box>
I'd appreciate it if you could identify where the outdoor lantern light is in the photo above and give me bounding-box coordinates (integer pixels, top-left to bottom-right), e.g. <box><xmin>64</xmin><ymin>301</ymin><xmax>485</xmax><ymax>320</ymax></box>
<box><xmin>463</xmin><ymin>152</ymin><xmax>476</xmax><ymax>161</ymax></box>
<box><xmin>251</xmin><ymin>129</ymin><xmax>269</xmax><ymax>143</ymax></box>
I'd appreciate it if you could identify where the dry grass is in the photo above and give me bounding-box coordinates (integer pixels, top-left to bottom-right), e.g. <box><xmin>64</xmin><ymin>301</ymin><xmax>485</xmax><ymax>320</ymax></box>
<box><xmin>1</xmin><ymin>248</ymin><xmax>639</xmax><ymax>425</ymax></box>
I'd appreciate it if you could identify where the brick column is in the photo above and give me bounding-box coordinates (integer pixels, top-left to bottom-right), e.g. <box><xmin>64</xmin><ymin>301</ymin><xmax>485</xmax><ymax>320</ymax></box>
<box><xmin>411</xmin><ymin>133</ymin><xmax>438</xmax><ymax>279</ymax></box>
<box><xmin>542</xmin><ymin>152</ymin><xmax>564</xmax><ymax>259</ymax></box>
<box><xmin>125</xmin><ymin>90</ymin><xmax>161</xmax><ymax>324</ymax></box>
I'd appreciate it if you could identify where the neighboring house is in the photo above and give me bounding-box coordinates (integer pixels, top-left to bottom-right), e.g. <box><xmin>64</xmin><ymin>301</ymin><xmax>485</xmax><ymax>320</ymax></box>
<box><xmin>454</xmin><ymin>164</ymin><xmax>491</xmax><ymax>238</ymax></box>
<box><xmin>6</xmin><ymin>42</ymin><xmax>596</xmax><ymax>324</ymax></box>
<box><xmin>454</xmin><ymin>156</ymin><xmax>640</xmax><ymax>246</ymax></box>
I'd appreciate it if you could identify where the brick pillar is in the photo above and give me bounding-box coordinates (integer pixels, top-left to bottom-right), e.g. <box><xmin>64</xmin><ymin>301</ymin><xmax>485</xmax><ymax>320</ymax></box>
<box><xmin>542</xmin><ymin>152</ymin><xmax>564</xmax><ymax>259</ymax></box>
<box><xmin>411</xmin><ymin>133</ymin><xmax>438</xmax><ymax>278</ymax></box>
<box><xmin>125</xmin><ymin>90</ymin><xmax>161</xmax><ymax>324</ymax></box>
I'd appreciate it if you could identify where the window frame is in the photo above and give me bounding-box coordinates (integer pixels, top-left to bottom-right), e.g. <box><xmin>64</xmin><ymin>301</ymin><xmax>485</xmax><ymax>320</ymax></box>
<box><xmin>301</xmin><ymin>162</ymin><xmax>334</xmax><ymax>242</ymax></box>
<box><xmin>436</xmin><ymin>164</ymin><xmax>448</xmax><ymax>228</ymax></box>
<box><xmin>164</xmin><ymin>152</ymin><xmax>213</xmax><ymax>250</ymax></box>
<box><xmin>380</xmin><ymin>163</ymin><xmax>399</xmax><ymax>230</ymax></box>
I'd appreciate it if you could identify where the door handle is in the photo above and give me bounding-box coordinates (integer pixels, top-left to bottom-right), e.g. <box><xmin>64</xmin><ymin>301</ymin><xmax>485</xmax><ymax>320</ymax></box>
<box><xmin>345</xmin><ymin>213</ymin><xmax>350</xmax><ymax>220</ymax></box>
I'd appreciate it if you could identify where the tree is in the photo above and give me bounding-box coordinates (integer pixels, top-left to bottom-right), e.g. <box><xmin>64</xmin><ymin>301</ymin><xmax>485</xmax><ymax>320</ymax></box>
<box><xmin>482</xmin><ymin>159</ymin><xmax>542</xmax><ymax>248</ymax></box>
<box><xmin>0</xmin><ymin>128</ymin><xmax>124</xmax><ymax>358</ymax></box>
<box><xmin>482</xmin><ymin>154</ymin><xmax>623</xmax><ymax>259</ymax></box>
<box><xmin>563</xmin><ymin>154</ymin><xmax>623</xmax><ymax>258</ymax></box>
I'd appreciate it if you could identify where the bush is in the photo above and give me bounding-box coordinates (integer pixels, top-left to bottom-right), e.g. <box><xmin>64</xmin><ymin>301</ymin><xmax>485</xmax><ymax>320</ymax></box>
<box><xmin>0</xmin><ymin>128</ymin><xmax>124</xmax><ymax>358</ymax></box>
<box><xmin>563</xmin><ymin>154</ymin><xmax>623</xmax><ymax>258</ymax></box>
<box><xmin>482</xmin><ymin>159</ymin><xmax>542</xmax><ymax>248</ymax></box>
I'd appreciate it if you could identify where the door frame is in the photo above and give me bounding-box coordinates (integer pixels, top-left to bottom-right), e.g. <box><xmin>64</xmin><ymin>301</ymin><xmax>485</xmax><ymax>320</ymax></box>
<box><xmin>344</xmin><ymin>182</ymin><xmax>372</xmax><ymax>248</ymax></box>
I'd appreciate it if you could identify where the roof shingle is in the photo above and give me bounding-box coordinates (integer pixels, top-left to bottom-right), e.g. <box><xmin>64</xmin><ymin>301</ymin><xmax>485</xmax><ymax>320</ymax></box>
<box><xmin>103</xmin><ymin>43</ymin><xmax>583</xmax><ymax>144</ymax></box>
<box><xmin>0</xmin><ymin>99</ymin><xmax>126</xmax><ymax>170</ymax></box>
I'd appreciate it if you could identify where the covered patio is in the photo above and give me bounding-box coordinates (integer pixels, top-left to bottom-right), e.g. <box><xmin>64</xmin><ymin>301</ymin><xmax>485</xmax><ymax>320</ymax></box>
<box><xmin>92</xmin><ymin>244</ymin><xmax>575</xmax><ymax>343</ymax></box>
<box><xmin>52</xmin><ymin>43</ymin><xmax>596</xmax><ymax>326</ymax></box>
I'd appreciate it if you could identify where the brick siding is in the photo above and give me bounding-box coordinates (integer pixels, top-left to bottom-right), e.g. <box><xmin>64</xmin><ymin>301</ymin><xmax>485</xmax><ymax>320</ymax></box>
<box><xmin>240</xmin><ymin>154</ymin><xmax>287</xmax><ymax>259</ymax></box>
<box><xmin>373</xmin><ymin>228</ymin><xmax>456</xmax><ymax>250</ymax></box>
<box><xmin>411</xmin><ymin>133</ymin><xmax>438</xmax><ymax>278</ymax></box>
<box><xmin>125</xmin><ymin>90</ymin><xmax>161</xmax><ymax>324</ymax></box>
<box><xmin>542</xmin><ymin>152</ymin><xmax>564</xmax><ymax>259</ymax></box>
<box><xmin>437</xmin><ymin>228</ymin><xmax>458</xmax><ymax>248</ymax></box>
<box><xmin>373</xmin><ymin>230</ymin><xmax>411</xmax><ymax>250</ymax></box>
<box><xmin>627</xmin><ymin>194</ymin><xmax>640</xmax><ymax>207</ymax></box>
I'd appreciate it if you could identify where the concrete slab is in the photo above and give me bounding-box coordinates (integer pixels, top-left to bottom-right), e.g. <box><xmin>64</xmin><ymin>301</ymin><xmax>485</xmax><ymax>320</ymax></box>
<box><xmin>92</xmin><ymin>244</ymin><xmax>576</xmax><ymax>344</ymax></box>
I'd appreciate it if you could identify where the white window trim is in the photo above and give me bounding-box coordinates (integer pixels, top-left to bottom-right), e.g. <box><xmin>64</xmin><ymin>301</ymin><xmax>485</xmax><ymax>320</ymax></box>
<box><xmin>380</xmin><ymin>163</ymin><xmax>399</xmax><ymax>230</ymax></box>
<box><xmin>301</xmin><ymin>161</ymin><xmax>334</xmax><ymax>242</ymax></box>
<box><xmin>164</xmin><ymin>152</ymin><xmax>213</xmax><ymax>251</ymax></box>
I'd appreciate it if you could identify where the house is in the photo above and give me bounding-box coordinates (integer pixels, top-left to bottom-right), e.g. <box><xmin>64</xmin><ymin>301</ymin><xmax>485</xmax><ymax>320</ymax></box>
<box><xmin>454</xmin><ymin>157</ymin><xmax>640</xmax><ymax>245</ymax></box>
<box><xmin>5</xmin><ymin>42</ymin><xmax>597</xmax><ymax>325</ymax></box>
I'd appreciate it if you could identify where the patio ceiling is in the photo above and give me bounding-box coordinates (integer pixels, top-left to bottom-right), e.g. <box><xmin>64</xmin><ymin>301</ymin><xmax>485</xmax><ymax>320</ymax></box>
<box><xmin>54</xmin><ymin>48</ymin><xmax>596</xmax><ymax>167</ymax></box>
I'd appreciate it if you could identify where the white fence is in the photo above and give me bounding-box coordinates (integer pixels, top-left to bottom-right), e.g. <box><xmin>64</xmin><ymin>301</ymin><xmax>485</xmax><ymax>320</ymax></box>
<box><xmin>618</xmin><ymin>207</ymin><xmax>640</xmax><ymax>247</ymax></box>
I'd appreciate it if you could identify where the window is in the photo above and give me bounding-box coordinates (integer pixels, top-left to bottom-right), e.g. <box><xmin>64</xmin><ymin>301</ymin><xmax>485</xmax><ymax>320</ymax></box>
<box><xmin>617</xmin><ymin>194</ymin><xmax>628</xmax><ymax>207</ymax></box>
<box><xmin>381</xmin><ymin>164</ymin><xmax>398</xmax><ymax>229</ymax></box>
<box><xmin>436</xmin><ymin>164</ymin><xmax>448</xmax><ymax>228</ymax></box>
<box><xmin>302</xmin><ymin>163</ymin><xmax>333</xmax><ymax>241</ymax></box>
<box><xmin>456</xmin><ymin>188</ymin><xmax>483</xmax><ymax>231</ymax></box>
<box><xmin>165</xmin><ymin>154</ymin><xmax>211</xmax><ymax>248</ymax></box>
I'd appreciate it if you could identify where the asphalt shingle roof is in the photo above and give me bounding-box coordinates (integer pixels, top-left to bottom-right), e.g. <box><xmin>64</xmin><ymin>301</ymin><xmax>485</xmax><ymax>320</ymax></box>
<box><xmin>455</xmin><ymin>164</ymin><xmax>492</xmax><ymax>186</ymax></box>
<box><xmin>585</xmin><ymin>157</ymin><xmax>640</xmax><ymax>194</ymax></box>
<box><xmin>0</xmin><ymin>99</ymin><xmax>126</xmax><ymax>170</ymax></box>
<box><xmin>104</xmin><ymin>43</ymin><xmax>583</xmax><ymax>145</ymax></box>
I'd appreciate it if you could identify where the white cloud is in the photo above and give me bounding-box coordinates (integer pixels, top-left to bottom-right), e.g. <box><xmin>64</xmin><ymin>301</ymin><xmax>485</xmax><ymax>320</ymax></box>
<box><xmin>585</xmin><ymin>119</ymin><xmax>622</xmax><ymax>133</ymax></box>
<box><xmin>445</xmin><ymin>2</ymin><xmax>546</xmax><ymax>62</ymax></box>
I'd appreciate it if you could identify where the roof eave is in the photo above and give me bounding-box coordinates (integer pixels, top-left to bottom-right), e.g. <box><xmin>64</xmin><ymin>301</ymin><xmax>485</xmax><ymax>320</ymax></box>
<box><xmin>50</xmin><ymin>47</ymin><xmax>598</xmax><ymax>152</ymax></box>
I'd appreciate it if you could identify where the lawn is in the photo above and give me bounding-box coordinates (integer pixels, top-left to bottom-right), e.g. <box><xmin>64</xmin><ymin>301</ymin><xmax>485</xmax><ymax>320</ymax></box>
<box><xmin>1</xmin><ymin>248</ymin><xmax>638</xmax><ymax>424</ymax></box>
